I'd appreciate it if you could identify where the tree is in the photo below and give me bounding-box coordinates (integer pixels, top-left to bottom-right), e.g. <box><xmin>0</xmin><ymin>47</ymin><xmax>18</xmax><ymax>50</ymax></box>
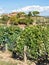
<box><xmin>28</xmin><ymin>12</ymin><xmax>32</xmax><ymax>17</ymax></box>
<box><xmin>33</xmin><ymin>11</ymin><xmax>40</xmax><ymax>16</ymax></box>
<box><xmin>16</xmin><ymin>12</ymin><xmax>26</xmax><ymax>18</ymax></box>
<box><xmin>32</xmin><ymin>11</ymin><xmax>40</xmax><ymax>24</ymax></box>
<box><xmin>1</xmin><ymin>15</ymin><xmax>9</xmax><ymax>24</ymax></box>
<box><xmin>10</xmin><ymin>16</ymin><xmax>18</xmax><ymax>25</ymax></box>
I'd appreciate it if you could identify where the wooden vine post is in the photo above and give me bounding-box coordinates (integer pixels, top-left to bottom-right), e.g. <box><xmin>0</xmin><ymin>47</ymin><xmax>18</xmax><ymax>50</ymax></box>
<box><xmin>5</xmin><ymin>43</ymin><xmax>8</xmax><ymax>51</ymax></box>
<box><xmin>24</xmin><ymin>46</ymin><xmax>27</xmax><ymax>64</ymax></box>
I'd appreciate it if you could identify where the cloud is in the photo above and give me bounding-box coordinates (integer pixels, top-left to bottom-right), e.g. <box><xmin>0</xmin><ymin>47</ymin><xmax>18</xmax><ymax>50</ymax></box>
<box><xmin>12</xmin><ymin>5</ymin><xmax>49</xmax><ymax>16</ymax></box>
<box><xmin>0</xmin><ymin>8</ymin><xmax>4</xmax><ymax>14</ymax></box>
<box><xmin>12</xmin><ymin>5</ymin><xmax>49</xmax><ymax>12</ymax></box>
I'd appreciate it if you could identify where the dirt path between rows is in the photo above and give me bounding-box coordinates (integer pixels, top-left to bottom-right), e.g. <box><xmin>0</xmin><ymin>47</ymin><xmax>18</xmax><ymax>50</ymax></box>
<box><xmin>0</xmin><ymin>51</ymin><xmax>36</xmax><ymax>65</ymax></box>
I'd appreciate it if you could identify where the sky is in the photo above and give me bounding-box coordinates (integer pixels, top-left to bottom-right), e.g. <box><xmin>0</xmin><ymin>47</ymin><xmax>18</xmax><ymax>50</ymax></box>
<box><xmin>0</xmin><ymin>0</ymin><xmax>49</xmax><ymax>16</ymax></box>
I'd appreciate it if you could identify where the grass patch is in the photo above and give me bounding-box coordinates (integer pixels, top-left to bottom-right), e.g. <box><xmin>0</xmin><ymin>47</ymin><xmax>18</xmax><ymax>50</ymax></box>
<box><xmin>0</xmin><ymin>60</ymin><xmax>17</xmax><ymax>65</ymax></box>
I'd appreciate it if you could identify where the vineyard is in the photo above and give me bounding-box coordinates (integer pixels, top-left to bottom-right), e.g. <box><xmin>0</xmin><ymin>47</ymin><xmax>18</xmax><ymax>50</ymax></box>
<box><xmin>0</xmin><ymin>11</ymin><xmax>49</xmax><ymax>65</ymax></box>
<box><xmin>0</xmin><ymin>25</ymin><xmax>49</xmax><ymax>65</ymax></box>
<box><xmin>0</xmin><ymin>0</ymin><xmax>49</xmax><ymax>64</ymax></box>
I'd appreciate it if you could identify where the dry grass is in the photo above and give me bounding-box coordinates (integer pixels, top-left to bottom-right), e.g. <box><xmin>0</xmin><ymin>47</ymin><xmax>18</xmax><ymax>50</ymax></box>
<box><xmin>0</xmin><ymin>51</ymin><xmax>36</xmax><ymax>65</ymax></box>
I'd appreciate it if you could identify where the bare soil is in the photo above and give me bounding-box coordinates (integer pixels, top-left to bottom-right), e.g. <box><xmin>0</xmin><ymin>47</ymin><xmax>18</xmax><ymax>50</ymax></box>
<box><xmin>0</xmin><ymin>51</ymin><xmax>36</xmax><ymax>65</ymax></box>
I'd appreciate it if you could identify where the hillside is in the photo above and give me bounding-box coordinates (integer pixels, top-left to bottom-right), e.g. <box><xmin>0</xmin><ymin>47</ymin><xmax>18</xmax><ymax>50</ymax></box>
<box><xmin>0</xmin><ymin>12</ymin><xmax>49</xmax><ymax>27</ymax></box>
